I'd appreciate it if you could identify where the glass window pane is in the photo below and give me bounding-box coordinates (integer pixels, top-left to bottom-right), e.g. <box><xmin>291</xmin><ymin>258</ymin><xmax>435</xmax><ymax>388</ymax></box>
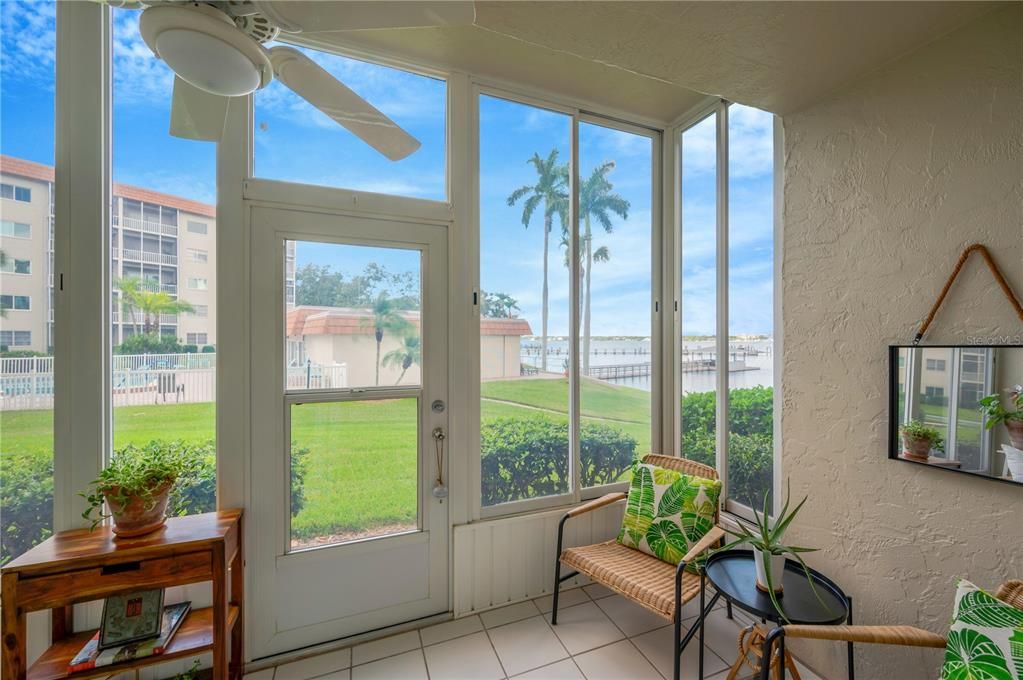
<box><xmin>727</xmin><ymin>104</ymin><xmax>775</xmax><ymax>510</ymax></box>
<box><xmin>479</xmin><ymin>95</ymin><xmax>571</xmax><ymax>508</ymax></box>
<box><xmin>956</xmin><ymin>348</ymin><xmax>988</xmax><ymax>471</ymax></box>
<box><xmin>0</xmin><ymin>0</ymin><xmax>55</xmax><ymax>564</ymax></box>
<box><xmin>288</xmin><ymin>241</ymin><xmax>421</xmax><ymax>390</ymax></box>
<box><xmin>680</xmin><ymin>115</ymin><xmax>718</xmax><ymax>470</ymax></box>
<box><xmin>289</xmin><ymin>398</ymin><xmax>419</xmax><ymax>551</ymax></box>
<box><xmin>110</xmin><ymin>8</ymin><xmax>216</xmax><ymax>516</ymax></box>
<box><xmin>578</xmin><ymin>122</ymin><xmax>651</xmax><ymax>487</ymax></box>
<box><xmin>254</xmin><ymin>44</ymin><xmax>446</xmax><ymax>201</ymax></box>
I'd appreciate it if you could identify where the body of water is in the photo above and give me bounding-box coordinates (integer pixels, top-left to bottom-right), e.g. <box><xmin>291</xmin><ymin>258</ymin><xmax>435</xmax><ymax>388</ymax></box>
<box><xmin>521</xmin><ymin>338</ymin><xmax>774</xmax><ymax>393</ymax></box>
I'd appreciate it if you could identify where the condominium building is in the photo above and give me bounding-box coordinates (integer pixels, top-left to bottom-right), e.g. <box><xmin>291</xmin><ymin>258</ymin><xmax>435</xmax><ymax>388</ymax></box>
<box><xmin>0</xmin><ymin>155</ymin><xmax>217</xmax><ymax>352</ymax></box>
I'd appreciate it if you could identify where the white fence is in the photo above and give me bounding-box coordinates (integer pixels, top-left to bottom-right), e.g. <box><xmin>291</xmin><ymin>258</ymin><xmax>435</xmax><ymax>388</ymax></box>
<box><xmin>1</xmin><ymin>353</ymin><xmax>347</xmax><ymax>411</ymax></box>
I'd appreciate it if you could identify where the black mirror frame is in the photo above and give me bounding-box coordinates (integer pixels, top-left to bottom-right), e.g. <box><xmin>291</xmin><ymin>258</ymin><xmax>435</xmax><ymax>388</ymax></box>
<box><xmin>888</xmin><ymin>344</ymin><xmax>1023</xmax><ymax>488</ymax></box>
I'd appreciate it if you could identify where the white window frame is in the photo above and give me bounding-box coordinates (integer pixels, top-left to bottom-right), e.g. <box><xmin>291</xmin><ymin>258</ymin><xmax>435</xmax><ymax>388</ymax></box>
<box><xmin>188</xmin><ymin>276</ymin><xmax>208</xmax><ymax>290</ymax></box>
<box><xmin>1</xmin><ymin>294</ymin><xmax>32</xmax><ymax>311</ymax></box>
<box><xmin>1</xmin><ymin>220</ymin><xmax>32</xmax><ymax>238</ymax></box>
<box><xmin>1</xmin><ymin>257</ymin><xmax>32</xmax><ymax>274</ymax></box>
<box><xmin>472</xmin><ymin>86</ymin><xmax>664</xmax><ymax>520</ymax></box>
<box><xmin>187</xmin><ymin>220</ymin><xmax>208</xmax><ymax>235</ymax></box>
<box><xmin>188</xmin><ymin>247</ymin><xmax>209</xmax><ymax>263</ymax></box>
<box><xmin>672</xmin><ymin>101</ymin><xmax>783</xmax><ymax>520</ymax></box>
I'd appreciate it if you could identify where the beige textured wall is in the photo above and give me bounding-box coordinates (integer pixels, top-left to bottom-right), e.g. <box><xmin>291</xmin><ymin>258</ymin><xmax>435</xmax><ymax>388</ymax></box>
<box><xmin>781</xmin><ymin>5</ymin><xmax>1023</xmax><ymax>679</ymax></box>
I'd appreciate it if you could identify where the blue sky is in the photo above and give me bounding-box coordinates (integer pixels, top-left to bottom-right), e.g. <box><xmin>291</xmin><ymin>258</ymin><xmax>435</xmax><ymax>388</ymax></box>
<box><xmin>1</xmin><ymin>0</ymin><xmax>774</xmax><ymax>337</ymax></box>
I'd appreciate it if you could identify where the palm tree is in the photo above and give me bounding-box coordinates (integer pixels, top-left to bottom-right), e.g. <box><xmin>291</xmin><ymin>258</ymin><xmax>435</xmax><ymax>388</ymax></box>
<box><xmin>506</xmin><ymin>149</ymin><xmax>568</xmax><ymax>373</ymax></box>
<box><xmin>363</xmin><ymin>292</ymin><xmax>412</xmax><ymax>385</ymax></box>
<box><xmin>115</xmin><ymin>276</ymin><xmax>194</xmax><ymax>335</ymax></box>
<box><xmin>578</xmin><ymin>161</ymin><xmax>629</xmax><ymax>372</ymax></box>
<box><xmin>382</xmin><ymin>333</ymin><xmax>421</xmax><ymax>385</ymax></box>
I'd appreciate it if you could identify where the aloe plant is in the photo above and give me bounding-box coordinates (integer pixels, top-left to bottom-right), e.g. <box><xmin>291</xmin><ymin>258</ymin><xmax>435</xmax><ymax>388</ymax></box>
<box><xmin>716</xmin><ymin>479</ymin><xmax>828</xmax><ymax>623</ymax></box>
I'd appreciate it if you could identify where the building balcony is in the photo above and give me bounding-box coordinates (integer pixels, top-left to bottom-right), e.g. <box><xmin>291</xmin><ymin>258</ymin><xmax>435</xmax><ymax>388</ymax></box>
<box><xmin>114</xmin><ymin>214</ymin><xmax>178</xmax><ymax>237</ymax></box>
<box><xmin>121</xmin><ymin>249</ymin><xmax>177</xmax><ymax>267</ymax></box>
<box><xmin>162</xmin><ymin>283</ymin><xmax>177</xmax><ymax>294</ymax></box>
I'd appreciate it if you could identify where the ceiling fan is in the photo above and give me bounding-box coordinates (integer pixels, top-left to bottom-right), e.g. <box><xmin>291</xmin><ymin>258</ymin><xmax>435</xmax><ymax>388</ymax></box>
<box><xmin>107</xmin><ymin>1</ymin><xmax>475</xmax><ymax>159</ymax></box>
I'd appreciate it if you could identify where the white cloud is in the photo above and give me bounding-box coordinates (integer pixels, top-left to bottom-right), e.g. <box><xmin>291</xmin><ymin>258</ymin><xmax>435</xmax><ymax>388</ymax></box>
<box><xmin>1</xmin><ymin>1</ymin><xmax>56</xmax><ymax>86</ymax></box>
<box><xmin>681</xmin><ymin>104</ymin><xmax>774</xmax><ymax>180</ymax></box>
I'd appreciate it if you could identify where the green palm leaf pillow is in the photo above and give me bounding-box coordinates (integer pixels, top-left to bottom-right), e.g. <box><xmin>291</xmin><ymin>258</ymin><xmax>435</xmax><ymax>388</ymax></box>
<box><xmin>941</xmin><ymin>579</ymin><xmax>1023</xmax><ymax>680</ymax></box>
<box><xmin>616</xmin><ymin>463</ymin><xmax>721</xmax><ymax>572</ymax></box>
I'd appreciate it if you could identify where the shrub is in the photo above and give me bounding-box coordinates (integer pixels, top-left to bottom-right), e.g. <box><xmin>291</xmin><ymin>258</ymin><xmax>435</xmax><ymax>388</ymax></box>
<box><xmin>201</xmin><ymin>345</ymin><xmax>216</xmax><ymax>354</ymax></box>
<box><xmin>182</xmin><ymin>344</ymin><xmax>199</xmax><ymax>354</ymax></box>
<box><xmin>0</xmin><ymin>350</ymin><xmax>48</xmax><ymax>358</ymax></box>
<box><xmin>115</xmin><ymin>333</ymin><xmax>185</xmax><ymax>355</ymax></box>
<box><xmin>481</xmin><ymin>418</ymin><xmax>636</xmax><ymax>506</ymax></box>
<box><xmin>1</xmin><ymin>451</ymin><xmax>53</xmax><ymax>565</ymax></box>
<box><xmin>1</xmin><ymin>439</ymin><xmax>310</xmax><ymax>565</ymax></box>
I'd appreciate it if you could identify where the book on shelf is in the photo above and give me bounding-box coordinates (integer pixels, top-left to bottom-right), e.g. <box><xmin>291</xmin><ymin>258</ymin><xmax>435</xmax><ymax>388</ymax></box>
<box><xmin>68</xmin><ymin>602</ymin><xmax>191</xmax><ymax>673</ymax></box>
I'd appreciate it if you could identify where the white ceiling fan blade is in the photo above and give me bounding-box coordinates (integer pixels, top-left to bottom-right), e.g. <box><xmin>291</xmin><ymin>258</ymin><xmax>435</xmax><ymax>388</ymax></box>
<box><xmin>268</xmin><ymin>46</ymin><xmax>421</xmax><ymax>161</ymax></box>
<box><xmin>253</xmin><ymin>1</ymin><xmax>474</xmax><ymax>33</ymax></box>
<box><xmin>170</xmin><ymin>76</ymin><xmax>229</xmax><ymax>141</ymax></box>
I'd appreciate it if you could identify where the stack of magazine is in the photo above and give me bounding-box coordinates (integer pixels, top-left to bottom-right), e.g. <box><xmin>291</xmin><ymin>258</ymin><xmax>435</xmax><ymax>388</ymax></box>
<box><xmin>68</xmin><ymin>592</ymin><xmax>191</xmax><ymax>673</ymax></box>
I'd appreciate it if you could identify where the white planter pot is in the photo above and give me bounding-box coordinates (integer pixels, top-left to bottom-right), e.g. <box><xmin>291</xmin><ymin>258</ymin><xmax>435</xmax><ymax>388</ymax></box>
<box><xmin>754</xmin><ymin>549</ymin><xmax>786</xmax><ymax>593</ymax></box>
<box><xmin>1003</xmin><ymin>445</ymin><xmax>1023</xmax><ymax>481</ymax></box>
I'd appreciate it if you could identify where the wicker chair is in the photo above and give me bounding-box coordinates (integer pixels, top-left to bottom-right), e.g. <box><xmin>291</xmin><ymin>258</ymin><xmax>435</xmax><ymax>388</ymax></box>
<box><xmin>552</xmin><ymin>454</ymin><xmax>727</xmax><ymax>680</ymax></box>
<box><xmin>759</xmin><ymin>579</ymin><xmax>1023</xmax><ymax>680</ymax></box>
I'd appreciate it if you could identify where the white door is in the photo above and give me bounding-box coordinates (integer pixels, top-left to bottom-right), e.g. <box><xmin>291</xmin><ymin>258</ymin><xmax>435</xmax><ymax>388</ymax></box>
<box><xmin>249</xmin><ymin>205</ymin><xmax>449</xmax><ymax>657</ymax></box>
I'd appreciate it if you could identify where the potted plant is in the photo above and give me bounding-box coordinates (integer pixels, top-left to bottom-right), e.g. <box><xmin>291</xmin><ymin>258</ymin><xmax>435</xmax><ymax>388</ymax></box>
<box><xmin>979</xmin><ymin>384</ymin><xmax>1023</xmax><ymax>449</ymax></box>
<box><xmin>716</xmin><ymin>480</ymin><xmax>827</xmax><ymax>623</ymax></box>
<box><xmin>899</xmin><ymin>420</ymin><xmax>944</xmax><ymax>462</ymax></box>
<box><xmin>81</xmin><ymin>443</ymin><xmax>185</xmax><ymax>537</ymax></box>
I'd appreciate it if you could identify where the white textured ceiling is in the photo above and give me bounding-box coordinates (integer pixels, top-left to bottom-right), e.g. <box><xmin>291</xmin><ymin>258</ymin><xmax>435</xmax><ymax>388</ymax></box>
<box><xmin>303</xmin><ymin>1</ymin><xmax>998</xmax><ymax>123</ymax></box>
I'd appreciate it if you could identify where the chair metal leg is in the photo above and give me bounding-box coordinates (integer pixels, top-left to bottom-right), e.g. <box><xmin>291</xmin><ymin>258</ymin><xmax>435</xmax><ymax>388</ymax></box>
<box><xmin>761</xmin><ymin>627</ymin><xmax>786</xmax><ymax>680</ymax></box>
<box><xmin>552</xmin><ymin>515</ymin><xmax>570</xmax><ymax>625</ymax></box>
<box><xmin>726</xmin><ymin>600</ymin><xmax>733</xmax><ymax>620</ymax></box>
<box><xmin>699</xmin><ymin>574</ymin><xmax>706</xmax><ymax>680</ymax></box>
<box><xmin>847</xmin><ymin>596</ymin><xmax>854</xmax><ymax>680</ymax></box>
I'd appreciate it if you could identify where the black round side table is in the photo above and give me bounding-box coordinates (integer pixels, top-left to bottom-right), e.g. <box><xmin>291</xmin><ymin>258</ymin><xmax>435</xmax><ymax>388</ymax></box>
<box><xmin>700</xmin><ymin>549</ymin><xmax>852</xmax><ymax>680</ymax></box>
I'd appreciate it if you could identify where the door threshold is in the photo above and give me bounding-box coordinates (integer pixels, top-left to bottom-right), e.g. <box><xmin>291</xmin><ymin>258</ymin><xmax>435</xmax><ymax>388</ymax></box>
<box><xmin>246</xmin><ymin>610</ymin><xmax>453</xmax><ymax>672</ymax></box>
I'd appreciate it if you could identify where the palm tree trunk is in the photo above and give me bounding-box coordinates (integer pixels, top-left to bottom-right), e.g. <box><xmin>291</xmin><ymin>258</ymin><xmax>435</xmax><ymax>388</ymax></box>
<box><xmin>395</xmin><ymin>368</ymin><xmax>408</xmax><ymax>385</ymax></box>
<box><xmin>583</xmin><ymin>216</ymin><xmax>593</xmax><ymax>374</ymax></box>
<box><xmin>541</xmin><ymin>213</ymin><xmax>550</xmax><ymax>373</ymax></box>
<box><xmin>375</xmin><ymin>340</ymin><xmax>381</xmax><ymax>385</ymax></box>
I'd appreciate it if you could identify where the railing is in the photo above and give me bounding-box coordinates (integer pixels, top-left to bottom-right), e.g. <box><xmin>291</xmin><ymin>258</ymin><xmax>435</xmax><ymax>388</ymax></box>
<box><xmin>159</xmin><ymin>313</ymin><xmax>178</xmax><ymax>324</ymax></box>
<box><xmin>120</xmin><ymin>249</ymin><xmax>178</xmax><ymax>266</ymax></box>
<box><xmin>0</xmin><ymin>354</ymin><xmax>349</xmax><ymax>410</ymax></box>
<box><xmin>115</xmin><ymin>215</ymin><xmax>179</xmax><ymax>237</ymax></box>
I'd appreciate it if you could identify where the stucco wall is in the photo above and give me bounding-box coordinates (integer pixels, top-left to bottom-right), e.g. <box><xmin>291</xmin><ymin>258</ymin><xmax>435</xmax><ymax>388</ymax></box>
<box><xmin>781</xmin><ymin>5</ymin><xmax>1022</xmax><ymax>679</ymax></box>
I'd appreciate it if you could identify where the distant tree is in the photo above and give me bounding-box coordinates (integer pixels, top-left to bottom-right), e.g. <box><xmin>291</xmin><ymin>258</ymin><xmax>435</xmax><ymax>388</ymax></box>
<box><xmin>296</xmin><ymin>263</ymin><xmax>420</xmax><ymax>310</ymax></box>
<box><xmin>507</xmin><ymin>149</ymin><xmax>568</xmax><ymax>372</ymax></box>
<box><xmin>382</xmin><ymin>333</ymin><xmax>421</xmax><ymax>384</ymax></box>
<box><xmin>577</xmin><ymin>161</ymin><xmax>629</xmax><ymax>372</ymax></box>
<box><xmin>115</xmin><ymin>277</ymin><xmax>194</xmax><ymax>335</ymax></box>
<box><xmin>482</xmin><ymin>292</ymin><xmax>520</xmax><ymax>319</ymax></box>
<box><xmin>362</xmin><ymin>292</ymin><xmax>412</xmax><ymax>386</ymax></box>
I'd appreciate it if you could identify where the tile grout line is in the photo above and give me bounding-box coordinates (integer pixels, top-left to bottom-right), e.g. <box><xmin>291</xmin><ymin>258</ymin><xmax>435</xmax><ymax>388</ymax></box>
<box><xmin>481</xmin><ymin>623</ymin><xmax>511</xmax><ymax>679</ymax></box>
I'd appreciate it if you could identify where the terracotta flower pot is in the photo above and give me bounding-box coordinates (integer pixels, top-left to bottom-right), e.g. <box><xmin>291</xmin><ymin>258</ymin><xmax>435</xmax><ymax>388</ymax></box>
<box><xmin>1006</xmin><ymin>419</ymin><xmax>1023</xmax><ymax>450</ymax></box>
<box><xmin>105</xmin><ymin>481</ymin><xmax>173</xmax><ymax>538</ymax></box>
<box><xmin>901</xmin><ymin>434</ymin><xmax>934</xmax><ymax>461</ymax></box>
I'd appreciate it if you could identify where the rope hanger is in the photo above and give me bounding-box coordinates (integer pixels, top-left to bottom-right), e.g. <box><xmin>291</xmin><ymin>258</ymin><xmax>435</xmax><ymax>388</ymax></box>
<box><xmin>914</xmin><ymin>243</ymin><xmax>1023</xmax><ymax>344</ymax></box>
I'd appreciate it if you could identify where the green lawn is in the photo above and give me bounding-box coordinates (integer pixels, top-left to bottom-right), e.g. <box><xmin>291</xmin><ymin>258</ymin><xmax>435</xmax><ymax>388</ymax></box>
<box><xmin>2</xmin><ymin>377</ymin><xmax>651</xmax><ymax>542</ymax></box>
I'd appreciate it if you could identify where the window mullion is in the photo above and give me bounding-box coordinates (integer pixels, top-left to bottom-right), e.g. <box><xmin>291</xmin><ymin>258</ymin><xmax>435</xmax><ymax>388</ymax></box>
<box><xmin>569</xmin><ymin>113</ymin><xmax>582</xmax><ymax>503</ymax></box>
<box><xmin>714</xmin><ymin>102</ymin><xmax>729</xmax><ymax>502</ymax></box>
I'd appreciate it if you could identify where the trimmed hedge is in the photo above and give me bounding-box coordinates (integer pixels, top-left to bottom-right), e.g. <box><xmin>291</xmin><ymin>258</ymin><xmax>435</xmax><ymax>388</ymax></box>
<box><xmin>1</xmin><ymin>440</ymin><xmax>311</xmax><ymax>565</ymax></box>
<box><xmin>481</xmin><ymin>418</ymin><xmax>637</xmax><ymax>506</ymax></box>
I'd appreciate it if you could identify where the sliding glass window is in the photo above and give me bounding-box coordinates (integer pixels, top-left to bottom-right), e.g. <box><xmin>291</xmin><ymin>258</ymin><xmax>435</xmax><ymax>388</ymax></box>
<box><xmin>478</xmin><ymin>94</ymin><xmax>658</xmax><ymax>513</ymax></box>
<box><xmin>0</xmin><ymin>0</ymin><xmax>56</xmax><ymax>564</ymax></box>
<box><xmin>109</xmin><ymin>7</ymin><xmax>217</xmax><ymax>515</ymax></box>
<box><xmin>679</xmin><ymin>103</ymin><xmax>777</xmax><ymax>515</ymax></box>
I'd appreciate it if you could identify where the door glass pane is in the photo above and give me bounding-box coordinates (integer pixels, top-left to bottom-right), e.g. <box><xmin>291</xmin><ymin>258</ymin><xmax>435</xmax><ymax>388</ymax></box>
<box><xmin>111</xmin><ymin>7</ymin><xmax>217</xmax><ymax>516</ymax></box>
<box><xmin>287</xmin><ymin>241</ymin><xmax>421</xmax><ymax>390</ymax></box>
<box><xmin>289</xmin><ymin>398</ymin><xmax>419</xmax><ymax>550</ymax></box>
<box><xmin>255</xmin><ymin>44</ymin><xmax>446</xmax><ymax>201</ymax></box>
<box><xmin>727</xmin><ymin>104</ymin><xmax>775</xmax><ymax>510</ymax></box>
<box><xmin>478</xmin><ymin>95</ymin><xmax>571</xmax><ymax>507</ymax></box>
<box><xmin>578</xmin><ymin>122</ymin><xmax>651</xmax><ymax>487</ymax></box>
<box><xmin>0</xmin><ymin>0</ymin><xmax>55</xmax><ymax>564</ymax></box>
<box><xmin>679</xmin><ymin>115</ymin><xmax>717</xmax><ymax>469</ymax></box>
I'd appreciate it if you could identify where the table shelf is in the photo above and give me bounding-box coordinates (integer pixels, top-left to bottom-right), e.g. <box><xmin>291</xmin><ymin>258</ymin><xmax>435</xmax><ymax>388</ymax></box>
<box><xmin>27</xmin><ymin>606</ymin><xmax>239</xmax><ymax>680</ymax></box>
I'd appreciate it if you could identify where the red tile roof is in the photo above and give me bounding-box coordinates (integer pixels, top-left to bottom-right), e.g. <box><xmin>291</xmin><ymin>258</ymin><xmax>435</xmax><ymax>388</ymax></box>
<box><xmin>287</xmin><ymin>306</ymin><xmax>532</xmax><ymax>337</ymax></box>
<box><xmin>0</xmin><ymin>155</ymin><xmax>216</xmax><ymax>218</ymax></box>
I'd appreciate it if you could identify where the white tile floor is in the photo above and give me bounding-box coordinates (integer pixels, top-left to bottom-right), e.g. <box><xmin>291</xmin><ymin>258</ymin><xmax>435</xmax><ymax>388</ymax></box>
<box><xmin>245</xmin><ymin>586</ymin><xmax>825</xmax><ymax>680</ymax></box>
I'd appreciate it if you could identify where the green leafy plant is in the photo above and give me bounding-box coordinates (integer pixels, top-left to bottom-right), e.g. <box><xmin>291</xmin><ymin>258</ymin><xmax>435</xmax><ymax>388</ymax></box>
<box><xmin>174</xmin><ymin>659</ymin><xmax>202</xmax><ymax>680</ymax></box>
<box><xmin>978</xmin><ymin>385</ymin><xmax>1023</xmax><ymax>428</ymax></box>
<box><xmin>716</xmin><ymin>479</ymin><xmax>826</xmax><ymax>623</ymax></box>
<box><xmin>899</xmin><ymin>420</ymin><xmax>945</xmax><ymax>452</ymax></box>
<box><xmin>80</xmin><ymin>441</ymin><xmax>188</xmax><ymax>529</ymax></box>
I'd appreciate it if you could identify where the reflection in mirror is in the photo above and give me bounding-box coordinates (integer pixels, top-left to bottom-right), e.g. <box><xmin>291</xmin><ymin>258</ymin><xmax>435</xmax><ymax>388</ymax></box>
<box><xmin>891</xmin><ymin>345</ymin><xmax>1023</xmax><ymax>484</ymax></box>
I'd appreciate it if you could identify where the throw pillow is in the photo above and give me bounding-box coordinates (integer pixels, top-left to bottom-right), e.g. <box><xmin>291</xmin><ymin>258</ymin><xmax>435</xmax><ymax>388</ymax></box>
<box><xmin>617</xmin><ymin>462</ymin><xmax>721</xmax><ymax>571</ymax></box>
<box><xmin>941</xmin><ymin>579</ymin><xmax>1023</xmax><ymax>680</ymax></box>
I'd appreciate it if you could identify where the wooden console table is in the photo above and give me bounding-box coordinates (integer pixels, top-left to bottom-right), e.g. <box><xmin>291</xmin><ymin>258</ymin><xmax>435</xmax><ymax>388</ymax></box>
<box><xmin>1</xmin><ymin>510</ymin><xmax>243</xmax><ymax>680</ymax></box>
